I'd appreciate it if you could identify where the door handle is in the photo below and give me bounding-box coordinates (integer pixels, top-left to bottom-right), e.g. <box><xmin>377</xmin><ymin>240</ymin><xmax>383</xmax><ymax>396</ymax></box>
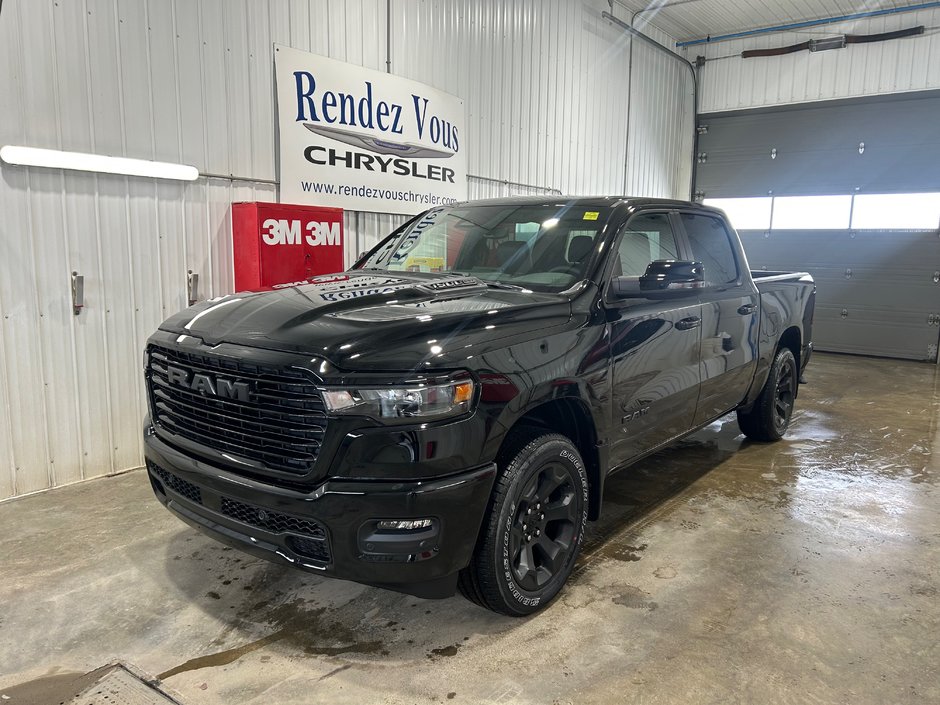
<box><xmin>737</xmin><ymin>303</ymin><xmax>757</xmax><ymax>315</ymax></box>
<box><xmin>676</xmin><ymin>316</ymin><xmax>701</xmax><ymax>331</ymax></box>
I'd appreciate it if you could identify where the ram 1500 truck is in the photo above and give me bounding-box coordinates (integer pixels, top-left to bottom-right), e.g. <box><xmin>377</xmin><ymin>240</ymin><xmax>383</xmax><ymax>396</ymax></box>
<box><xmin>144</xmin><ymin>197</ymin><xmax>815</xmax><ymax>615</ymax></box>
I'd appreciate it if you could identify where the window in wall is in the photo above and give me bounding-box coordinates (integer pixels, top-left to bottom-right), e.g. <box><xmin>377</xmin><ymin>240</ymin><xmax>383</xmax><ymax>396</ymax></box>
<box><xmin>680</xmin><ymin>213</ymin><xmax>738</xmax><ymax>285</ymax></box>
<box><xmin>850</xmin><ymin>193</ymin><xmax>940</xmax><ymax>230</ymax></box>
<box><xmin>616</xmin><ymin>214</ymin><xmax>680</xmax><ymax>277</ymax></box>
<box><xmin>771</xmin><ymin>195</ymin><xmax>852</xmax><ymax>230</ymax></box>
<box><xmin>702</xmin><ymin>197</ymin><xmax>772</xmax><ymax>231</ymax></box>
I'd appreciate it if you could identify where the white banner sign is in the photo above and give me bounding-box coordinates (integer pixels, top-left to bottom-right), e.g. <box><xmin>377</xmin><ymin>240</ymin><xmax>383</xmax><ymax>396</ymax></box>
<box><xmin>275</xmin><ymin>45</ymin><xmax>468</xmax><ymax>215</ymax></box>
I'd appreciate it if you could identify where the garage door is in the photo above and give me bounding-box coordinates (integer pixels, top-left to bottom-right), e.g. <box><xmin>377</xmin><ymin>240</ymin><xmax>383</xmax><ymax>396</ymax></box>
<box><xmin>694</xmin><ymin>91</ymin><xmax>940</xmax><ymax>361</ymax></box>
<box><xmin>740</xmin><ymin>229</ymin><xmax>940</xmax><ymax>361</ymax></box>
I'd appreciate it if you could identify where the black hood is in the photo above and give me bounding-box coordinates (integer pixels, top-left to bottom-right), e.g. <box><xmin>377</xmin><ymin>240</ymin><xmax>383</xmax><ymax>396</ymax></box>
<box><xmin>157</xmin><ymin>271</ymin><xmax>573</xmax><ymax>371</ymax></box>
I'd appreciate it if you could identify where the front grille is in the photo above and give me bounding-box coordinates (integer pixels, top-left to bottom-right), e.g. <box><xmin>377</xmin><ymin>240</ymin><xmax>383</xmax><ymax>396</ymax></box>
<box><xmin>146</xmin><ymin>345</ymin><xmax>327</xmax><ymax>475</ymax></box>
<box><xmin>149</xmin><ymin>461</ymin><xmax>202</xmax><ymax>505</ymax></box>
<box><xmin>219</xmin><ymin>496</ymin><xmax>327</xmax><ymax>539</ymax></box>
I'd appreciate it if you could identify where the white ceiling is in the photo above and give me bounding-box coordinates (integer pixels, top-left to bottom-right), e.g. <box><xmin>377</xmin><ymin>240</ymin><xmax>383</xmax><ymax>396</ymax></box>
<box><xmin>613</xmin><ymin>0</ymin><xmax>918</xmax><ymax>44</ymax></box>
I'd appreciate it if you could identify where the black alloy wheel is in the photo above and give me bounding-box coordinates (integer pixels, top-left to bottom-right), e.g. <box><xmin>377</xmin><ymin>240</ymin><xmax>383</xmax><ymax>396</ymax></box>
<box><xmin>737</xmin><ymin>346</ymin><xmax>799</xmax><ymax>442</ymax></box>
<box><xmin>458</xmin><ymin>431</ymin><xmax>588</xmax><ymax>616</ymax></box>
<box><xmin>773</xmin><ymin>355</ymin><xmax>797</xmax><ymax>434</ymax></box>
<box><xmin>508</xmin><ymin>462</ymin><xmax>579</xmax><ymax>592</ymax></box>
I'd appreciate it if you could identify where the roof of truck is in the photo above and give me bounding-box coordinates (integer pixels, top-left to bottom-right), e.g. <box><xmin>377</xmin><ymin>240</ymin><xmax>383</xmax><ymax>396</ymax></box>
<box><xmin>454</xmin><ymin>195</ymin><xmax>714</xmax><ymax>210</ymax></box>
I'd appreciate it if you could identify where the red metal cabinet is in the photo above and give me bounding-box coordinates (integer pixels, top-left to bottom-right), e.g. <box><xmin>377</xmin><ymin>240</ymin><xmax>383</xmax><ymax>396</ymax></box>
<box><xmin>232</xmin><ymin>202</ymin><xmax>344</xmax><ymax>291</ymax></box>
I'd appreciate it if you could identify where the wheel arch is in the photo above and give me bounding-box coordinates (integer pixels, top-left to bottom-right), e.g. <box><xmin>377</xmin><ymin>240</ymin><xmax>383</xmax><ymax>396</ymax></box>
<box><xmin>498</xmin><ymin>396</ymin><xmax>603</xmax><ymax>521</ymax></box>
<box><xmin>777</xmin><ymin>326</ymin><xmax>802</xmax><ymax>395</ymax></box>
<box><xmin>777</xmin><ymin>325</ymin><xmax>801</xmax><ymax>370</ymax></box>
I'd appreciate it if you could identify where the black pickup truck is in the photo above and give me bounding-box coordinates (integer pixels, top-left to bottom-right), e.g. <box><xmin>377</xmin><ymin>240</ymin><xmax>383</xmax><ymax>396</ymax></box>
<box><xmin>144</xmin><ymin>197</ymin><xmax>815</xmax><ymax>615</ymax></box>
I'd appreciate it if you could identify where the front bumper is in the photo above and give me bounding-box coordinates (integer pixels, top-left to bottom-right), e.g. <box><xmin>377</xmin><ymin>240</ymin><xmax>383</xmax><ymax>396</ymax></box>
<box><xmin>145</xmin><ymin>427</ymin><xmax>496</xmax><ymax>599</ymax></box>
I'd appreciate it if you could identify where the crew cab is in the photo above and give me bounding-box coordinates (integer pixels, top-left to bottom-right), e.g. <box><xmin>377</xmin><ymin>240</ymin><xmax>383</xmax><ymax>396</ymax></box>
<box><xmin>143</xmin><ymin>197</ymin><xmax>815</xmax><ymax>615</ymax></box>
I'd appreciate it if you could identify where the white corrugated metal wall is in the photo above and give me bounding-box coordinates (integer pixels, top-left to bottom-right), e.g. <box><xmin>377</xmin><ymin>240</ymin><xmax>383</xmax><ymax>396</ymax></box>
<box><xmin>691</xmin><ymin>7</ymin><xmax>940</xmax><ymax>113</ymax></box>
<box><xmin>625</xmin><ymin>24</ymin><xmax>695</xmax><ymax>198</ymax></box>
<box><xmin>0</xmin><ymin>0</ymin><xmax>691</xmax><ymax>501</ymax></box>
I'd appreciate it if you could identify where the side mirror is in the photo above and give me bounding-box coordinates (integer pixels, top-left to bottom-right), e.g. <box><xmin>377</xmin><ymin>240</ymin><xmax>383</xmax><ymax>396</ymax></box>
<box><xmin>611</xmin><ymin>260</ymin><xmax>705</xmax><ymax>299</ymax></box>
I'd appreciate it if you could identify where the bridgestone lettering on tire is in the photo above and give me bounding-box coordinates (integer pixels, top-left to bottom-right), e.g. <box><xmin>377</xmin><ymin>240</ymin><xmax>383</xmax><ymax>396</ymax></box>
<box><xmin>458</xmin><ymin>431</ymin><xmax>589</xmax><ymax>616</ymax></box>
<box><xmin>737</xmin><ymin>347</ymin><xmax>798</xmax><ymax>442</ymax></box>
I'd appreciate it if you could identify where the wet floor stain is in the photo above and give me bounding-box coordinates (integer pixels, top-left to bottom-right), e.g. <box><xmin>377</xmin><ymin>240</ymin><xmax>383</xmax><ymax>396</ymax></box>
<box><xmin>158</xmin><ymin>631</ymin><xmax>288</xmax><ymax>680</ymax></box>
<box><xmin>611</xmin><ymin>586</ymin><xmax>658</xmax><ymax>611</ymax></box>
<box><xmin>158</xmin><ymin>600</ymin><xmax>387</xmax><ymax>680</ymax></box>
<box><xmin>590</xmin><ymin>542</ymin><xmax>648</xmax><ymax>563</ymax></box>
<box><xmin>317</xmin><ymin>664</ymin><xmax>352</xmax><ymax>682</ymax></box>
<box><xmin>428</xmin><ymin>643</ymin><xmax>462</xmax><ymax>659</ymax></box>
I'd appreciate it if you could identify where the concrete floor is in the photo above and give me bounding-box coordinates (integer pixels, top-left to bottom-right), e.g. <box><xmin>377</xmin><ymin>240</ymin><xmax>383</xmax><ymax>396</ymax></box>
<box><xmin>1</xmin><ymin>352</ymin><xmax>938</xmax><ymax>704</ymax></box>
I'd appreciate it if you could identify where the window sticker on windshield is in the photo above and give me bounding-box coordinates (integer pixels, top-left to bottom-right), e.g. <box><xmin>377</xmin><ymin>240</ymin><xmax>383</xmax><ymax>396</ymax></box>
<box><xmin>583</xmin><ymin>211</ymin><xmax>599</xmax><ymax>221</ymax></box>
<box><xmin>391</xmin><ymin>208</ymin><xmax>444</xmax><ymax>262</ymax></box>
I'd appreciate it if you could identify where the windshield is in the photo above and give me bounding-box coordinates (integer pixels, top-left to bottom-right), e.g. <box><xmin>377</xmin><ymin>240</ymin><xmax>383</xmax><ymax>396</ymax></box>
<box><xmin>357</xmin><ymin>203</ymin><xmax>613</xmax><ymax>292</ymax></box>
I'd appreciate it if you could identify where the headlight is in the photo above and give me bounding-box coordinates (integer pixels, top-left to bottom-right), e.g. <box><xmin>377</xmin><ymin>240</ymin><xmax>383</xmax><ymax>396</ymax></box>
<box><xmin>321</xmin><ymin>376</ymin><xmax>476</xmax><ymax>423</ymax></box>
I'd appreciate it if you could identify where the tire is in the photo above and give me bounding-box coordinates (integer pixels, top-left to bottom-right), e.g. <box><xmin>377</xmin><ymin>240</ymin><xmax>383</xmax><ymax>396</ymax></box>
<box><xmin>458</xmin><ymin>431</ymin><xmax>589</xmax><ymax>616</ymax></box>
<box><xmin>737</xmin><ymin>347</ymin><xmax>798</xmax><ymax>442</ymax></box>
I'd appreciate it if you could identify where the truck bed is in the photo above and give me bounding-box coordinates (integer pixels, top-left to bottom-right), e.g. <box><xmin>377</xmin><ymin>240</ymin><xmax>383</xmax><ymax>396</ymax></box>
<box><xmin>751</xmin><ymin>270</ymin><xmax>813</xmax><ymax>283</ymax></box>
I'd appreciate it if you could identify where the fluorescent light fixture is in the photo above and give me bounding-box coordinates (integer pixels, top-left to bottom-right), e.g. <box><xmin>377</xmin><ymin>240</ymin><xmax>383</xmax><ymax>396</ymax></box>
<box><xmin>0</xmin><ymin>145</ymin><xmax>199</xmax><ymax>181</ymax></box>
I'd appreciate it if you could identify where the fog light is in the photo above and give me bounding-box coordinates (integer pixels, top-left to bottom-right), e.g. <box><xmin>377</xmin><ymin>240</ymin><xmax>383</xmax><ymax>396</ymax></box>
<box><xmin>377</xmin><ymin>518</ymin><xmax>434</xmax><ymax>531</ymax></box>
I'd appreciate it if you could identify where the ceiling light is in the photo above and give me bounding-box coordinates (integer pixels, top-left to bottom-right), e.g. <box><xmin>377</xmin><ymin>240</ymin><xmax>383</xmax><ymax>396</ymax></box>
<box><xmin>0</xmin><ymin>145</ymin><xmax>199</xmax><ymax>181</ymax></box>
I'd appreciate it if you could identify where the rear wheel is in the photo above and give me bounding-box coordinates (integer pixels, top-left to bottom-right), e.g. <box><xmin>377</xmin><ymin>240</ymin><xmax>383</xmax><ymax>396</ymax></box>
<box><xmin>458</xmin><ymin>431</ymin><xmax>588</xmax><ymax>616</ymax></box>
<box><xmin>737</xmin><ymin>347</ymin><xmax>798</xmax><ymax>441</ymax></box>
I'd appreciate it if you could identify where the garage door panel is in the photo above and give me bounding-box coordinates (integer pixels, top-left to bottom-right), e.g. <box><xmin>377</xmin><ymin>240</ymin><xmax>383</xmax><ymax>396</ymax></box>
<box><xmin>741</xmin><ymin>231</ymin><xmax>940</xmax><ymax>269</ymax></box>
<box><xmin>814</xmin><ymin>304</ymin><xmax>939</xmax><ymax>360</ymax></box>
<box><xmin>698</xmin><ymin>93</ymin><xmax>940</xmax><ymax>197</ymax></box>
<box><xmin>737</xmin><ymin>222</ymin><xmax>940</xmax><ymax>360</ymax></box>
<box><xmin>807</xmin><ymin>272</ymin><xmax>940</xmax><ymax>313</ymax></box>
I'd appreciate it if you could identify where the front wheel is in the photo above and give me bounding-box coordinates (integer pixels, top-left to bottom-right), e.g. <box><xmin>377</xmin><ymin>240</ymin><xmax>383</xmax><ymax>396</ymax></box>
<box><xmin>458</xmin><ymin>431</ymin><xmax>588</xmax><ymax>616</ymax></box>
<box><xmin>737</xmin><ymin>347</ymin><xmax>798</xmax><ymax>441</ymax></box>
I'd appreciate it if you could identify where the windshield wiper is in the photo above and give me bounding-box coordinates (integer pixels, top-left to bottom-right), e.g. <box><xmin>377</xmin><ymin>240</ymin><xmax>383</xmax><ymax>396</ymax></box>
<box><xmin>480</xmin><ymin>281</ymin><xmax>530</xmax><ymax>292</ymax></box>
<box><xmin>440</xmin><ymin>271</ymin><xmax>529</xmax><ymax>292</ymax></box>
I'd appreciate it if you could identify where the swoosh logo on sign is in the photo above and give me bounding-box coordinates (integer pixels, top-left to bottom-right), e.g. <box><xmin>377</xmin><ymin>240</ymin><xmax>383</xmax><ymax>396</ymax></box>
<box><xmin>304</xmin><ymin>123</ymin><xmax>455</xmax><ymax>159</ymax></box>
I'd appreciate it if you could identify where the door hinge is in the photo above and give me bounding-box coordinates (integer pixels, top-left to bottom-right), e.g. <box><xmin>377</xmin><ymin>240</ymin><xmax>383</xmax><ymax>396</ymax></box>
<box><xmin>71</xmin><ymin>271</ymin><xmax>84</xmax><ymax>315</ymax></box>
<box><xmin>187</xmin><ymin>270</ymin><xmax>200</xmax><ymax>306</ymax></box>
